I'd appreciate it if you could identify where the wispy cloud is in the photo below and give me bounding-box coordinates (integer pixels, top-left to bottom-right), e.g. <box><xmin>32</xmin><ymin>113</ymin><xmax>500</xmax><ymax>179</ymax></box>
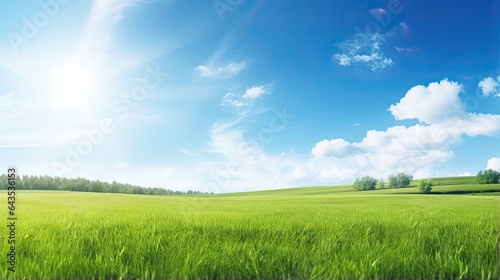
<box><xmin>199</xmin><ymin>119</ymin><xmax>294</xmax><ymax>192</ymax></box>
<box><xmin>79</xmin><ymin>0</ymin><xmax>148</xmax><ymax>54</ymax></box>
<box><xmin>395</xmin><ymin>46</ymin><xmax>418</xmax><ymax>52</ymax></box>
<box><xmin>0</xmin><ymin>92</ymin><xmax>89</xmax><ymax>147</ymax></box>
<box><xmin>195</xmin><ymin>82</ymin><xmax>294</xmax><ymax>192</ymax></box>
<box><xmin>333</xmin><ymin>33</ymin><xmax>393</xmax><ymax>72</ymax></box>
<box><xmin>221</xmin><ymin>92</ymin><xmax>246</xmax><ymax>108</ymax></box>
<box><xmin>194</xmin><ymin>62</ymin><xmax>246</xmax><ymax>79</ymax></box>
<box><xmin>220</xmin><ymin>85</ymin><xmax>271</xmax><ymax>108</ymax></box>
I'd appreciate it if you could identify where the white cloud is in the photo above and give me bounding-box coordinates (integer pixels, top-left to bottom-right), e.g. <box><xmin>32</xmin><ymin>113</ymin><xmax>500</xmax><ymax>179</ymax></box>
<box><xmin>243</xmin><ymin>86</ymin><xmax>268</xmax><ymax>100</ymax></box>
<box><xmin>195</xmin><ymin>77</ymin><xmax>500</xmax><ymax>190</ymax></box>
<box><xmin>199</xmin><ymin>121</ymin><xmax>294</xmax><ymax>192</ymax></box>
<box><xmin>395</xmin><ymin>46</ymin><xmax>418</xmax><ymax>52</ymax></box>
<box><xmin>311</xmin><ymin>139</ymin><xmax>351</xmax><ymax>158</ymax></box>
<box><xmin>299</xmin><ymin>79</ymin><xmax>500</xmax><ymax>183</ymax></box>
<box><xmin>220</xmin><ymin>85</ymin><xmax>271</xmax><ymax>108</ymax></box>
<box><xmin>486</xmin><ymin>157</ymin><xmax>500</xmax><ymax>171</ymax></box>
<box><xmin>286</xmin><ymin>165</ymin><xmax>308</xmax><ymax>180</ymax></box>
<box><xmin>221</xmin><ymin>92</ymin><xmax>245</xmax><ymax>108</ymax></box>
<box><xmin>194</xmin><ymin>62</ymin><xmax>246</xmax><ymax>79</ymax></box>
<box><xmin>457</xmin><ymin>171</ymin><xmax>473</xmax><ymax>177</ymax></box>
<box><xmin>80</xmin><ymin>0</ymin><xmax>147</xmax><ymax>55</ymax></box>
<box><xmin>333</xmin><ymin>33</ymin><xmax>393</xmax><ymax>72</ymax></box>
<box><xmin>478</xmin><ymin>76</ymin><xmax>500</xmax><ymax>97</ymax></box>
<box><xmin>389</xmin><ymin>79</ymin><xmax>466</xmax><ymax>124</ymax></box>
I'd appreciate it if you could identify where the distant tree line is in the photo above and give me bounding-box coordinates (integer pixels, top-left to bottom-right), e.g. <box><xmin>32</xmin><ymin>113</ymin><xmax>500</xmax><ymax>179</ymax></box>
<box><xmin>353</xmin><ymin>172</ymin><xmax>414</xmax><ymax>191</ymax></box>
<box><xmin>353</xmin><ymin>172</ymin><xmax>432</xmax><ymax>193</ymax></box>
<box><xmin>476</xmin><ymin>169</ymin><xmax>500</xmax><ymax>184</ymax></box>
<box><xmin>0</xmin><ymin>174</ymin><xmax>211</xmax><ymax>195</ymax></box>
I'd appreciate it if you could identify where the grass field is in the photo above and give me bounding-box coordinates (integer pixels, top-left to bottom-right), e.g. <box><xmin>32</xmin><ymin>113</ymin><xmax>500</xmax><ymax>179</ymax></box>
<box><xmin>2</xmin><ymin>176</ymin><xmax>499</xmax><ymax>279</ymax></box>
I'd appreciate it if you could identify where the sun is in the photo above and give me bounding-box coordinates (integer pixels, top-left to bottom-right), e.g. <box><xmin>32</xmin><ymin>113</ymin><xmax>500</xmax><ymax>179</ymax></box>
<box><xmin>50</xmin><ymin>60</ymin><xmax>96</xmax><ymax>108</ymax></box>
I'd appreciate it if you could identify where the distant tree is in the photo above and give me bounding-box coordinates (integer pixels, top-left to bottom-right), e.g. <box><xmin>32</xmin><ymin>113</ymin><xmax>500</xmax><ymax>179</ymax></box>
<box><xmin>477</xmin><ymin>169</ymin><xmax>500</xmax><ymax>184</ymax></box>
<box><xmin>397</xmin><ymin>173</ymin><xmax>413</xmax><ymax>188</ymax></box>
<box><xmin>418</xmin><ymin>179</ymin><xmax>433</xmax><ymax>194</ymax></box>
<box><xmin>377</xmin><ymin>180</ymin><xmax>385</xmax><ymax>189</ymax></box>
<box><xmin>132</xmin><ymin>187</ymin><xmax>145</xmax><ymax>194</ymax></box>
<box><xmin>110</xmin><ymin>181</ymin><xmax>120</xmax><ymax>193</ymax></box>
<box><xmin>388</xmin><ymin>173</ymin><xmax>413</xmax><ymax>188</ymax></box>
<box><xmin>388</xmin><ymin>175</ymin><xmax>398</xmax><ymax>188</ymax></box>
<box><xmin>91</xmin><ymin>181</ymin><xmax>104</xmax><ymax>192</ymax></box>
<box><xmin>353</xmin><ymin>176</ymin><xmax>378</xmax><ymax>191</ymax></box>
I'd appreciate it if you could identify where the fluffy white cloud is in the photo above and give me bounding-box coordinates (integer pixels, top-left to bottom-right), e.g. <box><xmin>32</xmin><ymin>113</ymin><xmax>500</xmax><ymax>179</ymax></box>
<box><xmin>311</xmin><ymin>139</ymin><xmax>351</xmax><ymax>158</ymax></box>
<box><xmin>478</xmin><ymin>76</ymin><xmax>500</xmax><ymax>97</ymax></box>
<box><xmin>334</xmin><ymin>33</ymin><xmax>393</xmax><ymax>72</ymax></box>
<box><xmin>389</xmin><ymin>79</ymin><xmax>466</xmax><ymax>124</ymax></box>
<box><xmin>302</xmin><ymin>79</ymin><xmax>500</xmax><ymax>183</ymax></box>
<box><xmin>486</xmin><ymin>157</ymin><xmax>500</xmax><ymax>171</ymax></box>
<box><xmin>203</xmin><ymin>78</ymin><xmax>500</xmax><ymax>190</ymax></box>
<box><xmin>194</xmin><ymin>62</ymin><xmax>246</xmax><ymax>79</ymax></box>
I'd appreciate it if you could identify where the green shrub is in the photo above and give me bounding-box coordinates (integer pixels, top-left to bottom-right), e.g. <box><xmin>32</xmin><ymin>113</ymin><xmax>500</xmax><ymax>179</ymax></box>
<box><xmin>377</xmin><ymin>180</ymin><xmax>385</xmax><ymax>189</ymax></box>
<box><xmin>476</xmin><ymin>169</ymin><xmax>500</xmax><ymax>184</ymax></box>
<box><xmin>418</xmin><ymin>179</ymin><xmax>433</xmax><ymax>194</ymax></box>
<box><xmin>388</xmin><ymin>173</ymin><xmax>413</xmax><ymax>188</ymax></box>
<box><xmin>353</xmin><ymin>176</ymin><xmax>378</xmax><ymax>191</ymax></box>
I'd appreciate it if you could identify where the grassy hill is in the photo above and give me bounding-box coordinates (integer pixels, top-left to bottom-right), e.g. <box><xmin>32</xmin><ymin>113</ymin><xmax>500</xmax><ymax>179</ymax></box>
<box><xmin>218</xmin><ymin>176</ymin><xmax>500</xmax><ymax>197</ymax></box>
<box><xmin>1</xmin><ymin>176</ymin><xmax>498</xmax><ymax>279</ymax></box>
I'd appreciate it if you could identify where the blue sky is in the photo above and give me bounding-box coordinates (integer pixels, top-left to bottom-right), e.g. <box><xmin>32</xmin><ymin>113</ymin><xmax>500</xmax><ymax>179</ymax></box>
<box><xmin>0</xmin><ymin>0</ymin><xmax>499</xmax><ymax>192</ymax></box>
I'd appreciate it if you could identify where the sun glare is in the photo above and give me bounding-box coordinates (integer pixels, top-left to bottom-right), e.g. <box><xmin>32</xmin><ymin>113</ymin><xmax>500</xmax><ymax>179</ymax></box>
<box><xmin>50</xmin><ymin>61</ymin><xmax>96</xmax><ymax>108</ymax></box>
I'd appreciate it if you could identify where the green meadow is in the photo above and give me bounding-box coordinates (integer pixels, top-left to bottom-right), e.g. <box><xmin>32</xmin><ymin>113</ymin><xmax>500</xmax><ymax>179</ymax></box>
<box><xmin>2</xmin><ymin>177</ymin><xmax>499</xmax><ymax>279</ymax></box>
